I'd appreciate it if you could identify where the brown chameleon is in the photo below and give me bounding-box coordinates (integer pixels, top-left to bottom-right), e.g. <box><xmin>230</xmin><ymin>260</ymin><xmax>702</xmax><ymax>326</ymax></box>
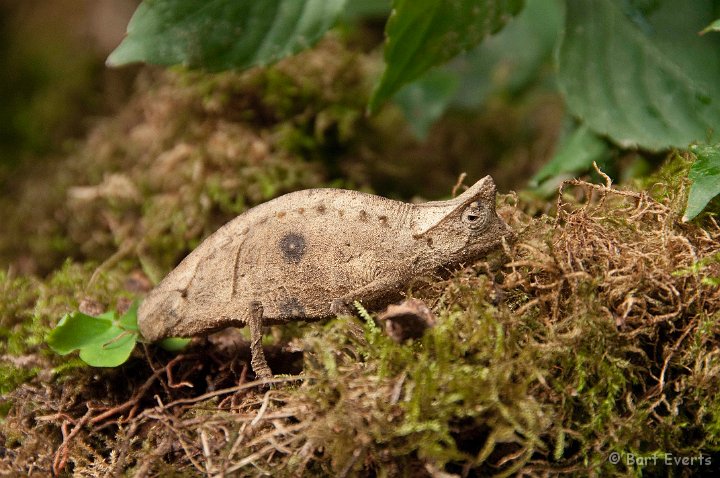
<box><xmin>138</xmin><ymin>176</ymin><xmax>513</xmax><ymax>378</ymax></box>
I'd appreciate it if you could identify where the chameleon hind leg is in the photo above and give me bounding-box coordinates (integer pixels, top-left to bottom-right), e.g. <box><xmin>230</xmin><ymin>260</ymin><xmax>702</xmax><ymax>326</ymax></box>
<box><xmin>248</xmin><ymin>301</ymin><xmax>272</xmax><ymax>380</ymax></box>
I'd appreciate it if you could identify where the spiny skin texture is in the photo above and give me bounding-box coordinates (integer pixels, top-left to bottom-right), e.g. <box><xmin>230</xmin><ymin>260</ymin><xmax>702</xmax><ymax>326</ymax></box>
<box><xmin>139</xmin><ymin>176</ymin><xmax>513</xmax><ymax>376</ymax></box>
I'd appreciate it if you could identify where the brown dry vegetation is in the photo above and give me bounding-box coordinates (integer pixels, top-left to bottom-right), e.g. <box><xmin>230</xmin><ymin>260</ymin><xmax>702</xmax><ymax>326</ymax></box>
<box><xmin>1</xmin><ymin>36</ymin><xmax>720</xmax><ymax>478</ymax></box>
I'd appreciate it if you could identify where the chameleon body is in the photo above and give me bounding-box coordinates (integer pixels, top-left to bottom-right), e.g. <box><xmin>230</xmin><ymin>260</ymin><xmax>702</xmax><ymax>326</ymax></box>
<box><xmin>138</xmin><ymin>176</ymin><xmax>513</xmax><ymax>377</ymax></box>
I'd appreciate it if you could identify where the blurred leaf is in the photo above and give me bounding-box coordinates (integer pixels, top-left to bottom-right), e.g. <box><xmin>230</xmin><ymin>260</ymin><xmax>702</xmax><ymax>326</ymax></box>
<box><xmin>394</xmin><ymin>70</ymin><xmax>458</xmax><ymax>139</ymax></box>
<box><xmin>108</xmin><ymin>0</ymin><xmax>347</xmax><ymax>70</ymax></box>
<box><xmin>557</xmin><ymin>0</ymin><xmax>720</xmax><ymax>150</ymax></box>
<box><xmin>532</xmin><ymin>125</ymin><xmax>610</xmax><ymax>186</ymax></box>
<box><xmin>369</xmin><ymin>0</ymin><xmax>525</xmax><ymax>113</ymax></box>
<box><xmin>393</xmin><ymin>0</ymin><xmax>562</xmax><ymax>137</ymax></box>
<box><xmin>159</xmin><ymin>337</ymin><xmax>192</xmax><ymax>351</ymax></box>
<box><xmin>341</xmin><ymin>0</ymin><xmax>391</xmax><ymax>19</ymax></box>
<box><xmin>684</xmin><ymin>144</ymin><xmax>720</xmax><ymax>221</ymax></box>
<box><xmin>700</xmin><ymin>18</ymin><xmax>720</xmax><ymax>34</ymax></box>
<box><xmin>449</xmin><ymin>0</ymin><xmax>563</xmax><ymax>108</ymax></box>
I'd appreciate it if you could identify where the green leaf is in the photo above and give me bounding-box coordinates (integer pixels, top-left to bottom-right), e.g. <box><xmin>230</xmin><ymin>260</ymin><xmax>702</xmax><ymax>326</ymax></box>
<box><xmin>341</xmin><ymin>0</ymin><xmax>391</xmax><ymax>19</ymax></box>
<box><xmin>700</xmin><ymin>18</ymin><xmax>720</xmax><ymax>35</ymax></box>
<box><xmin>107</xmin><ymin>0</ymin><xmax>347</xmax><ymax>70</ymax></box>
<box><xmin>448</xmin><ymin>0</ymin><xmax>563</xmax><ymax>109</ymax></box>
<box><xmin>79</xmin><ymin>331</ymin><xmax>137</xmax><ymax>368</ymax></box>
<box><xmin>557</xmin><ymin>0</ymin><xmax>720</xmax><ymax>150</ymax></box>
<box><xmin>684</xmin><ymin>144</ymin><xmax>720</xmax><ymax>221</ymax></box>
<box><xmin>532</xmin><ymin>125</ymin><xmax>610</xmax><ymax>186</ymax></box>
<box><xmin>369</xmin><ymin>0</ymin><xmax>525</xmax><ymax>112</ymax></box>
<box><xmin>47</xmin><ymin>312</ymin><xmax>114</xmax><ymax>355</ymax></box>
<box><xmin>394</xmin><ymin>0</ymin><xmax>562</xmax><ymax>138</ymax></box>
<box><xmin>47</xmin><ymin>308</ymin><xmax>140</xmax><ymax>367</ymax></box>
<box><xmin>159</xmin><ymin>337</ymin><xmax>192</xmax><ymax>352</ymax></box>
<box><xmin>393</xmin><ymin>70</ymin><xmax>458</xmax><ymax>139</ymax></box>
<box><xmin>118</xmin><ymin>301</ymin><xmax>140</xmax><ymax>331</ymax></box>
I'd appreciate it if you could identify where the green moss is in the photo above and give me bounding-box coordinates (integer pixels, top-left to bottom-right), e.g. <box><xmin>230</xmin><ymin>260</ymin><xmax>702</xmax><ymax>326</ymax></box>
<box><xmin>0</xmin><ymin>364</ymin><xmax>37</xmax><ymax>395</ymax></box>
<box><xmin>0</xmin><ymin>260</ymin><xmax>135</xmax><ymax>366</ymax></box>
<box><xmin>250</xmin><ymin>173</ymin><xmax>720</xmax><ymax>475</ymax></box>
<box><xmin>636</xmin><ymin>151</ymin><xmax>691</xmax><ymax>207</ymax></box>
<box><xmin>0</xmin><ymin>271</ymin><xmax>39</xmax><ymax>355</ymax></box>
<box><xmin>292</xmin><ymin>278</ymin><xmax>549</xmax><ymax>475</ymax></box>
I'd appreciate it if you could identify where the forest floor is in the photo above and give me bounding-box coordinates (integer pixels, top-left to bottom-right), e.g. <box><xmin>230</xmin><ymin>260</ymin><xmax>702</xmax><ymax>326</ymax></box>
<box><xmin>1</xmin><ymin>38</ymin><xmax>719</xmax><ymax>477</ymax></box>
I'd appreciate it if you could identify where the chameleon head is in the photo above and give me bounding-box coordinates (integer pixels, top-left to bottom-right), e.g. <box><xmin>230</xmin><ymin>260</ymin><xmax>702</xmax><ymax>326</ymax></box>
<box><xmin>137</xmin><ymin>287</ymin><xmax>186</xmax><ymax>342</ymax></box>
<box><xmin>416</xmin><ymin>176</ymin><xmax>514</xmax><ymax>263</ymax></box>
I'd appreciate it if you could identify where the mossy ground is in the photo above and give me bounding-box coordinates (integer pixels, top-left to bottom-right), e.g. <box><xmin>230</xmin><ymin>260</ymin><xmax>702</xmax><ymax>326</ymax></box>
<box><xmin>1</xmin><ymin>37</ymin><xmax>719</xmax><ymax>477</ymax></box>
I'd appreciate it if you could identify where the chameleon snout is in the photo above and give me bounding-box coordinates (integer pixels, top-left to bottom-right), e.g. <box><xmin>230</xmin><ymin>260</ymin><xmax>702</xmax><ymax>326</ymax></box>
<box><xmin>138</xmin><ymin>289</ymin><xmax>185</xmax><ymax>342</ymax></box>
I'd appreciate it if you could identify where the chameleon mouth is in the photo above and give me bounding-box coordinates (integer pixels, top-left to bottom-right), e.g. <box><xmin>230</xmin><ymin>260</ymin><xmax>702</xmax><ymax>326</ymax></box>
<box><xmin>138</xmin><ymin>290</ymin><xmax>184</xmax><ymax>341</ymax></box>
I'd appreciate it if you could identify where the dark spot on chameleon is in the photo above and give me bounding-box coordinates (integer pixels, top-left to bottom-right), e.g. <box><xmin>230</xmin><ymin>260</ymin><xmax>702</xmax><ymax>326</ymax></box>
<box><xmin>316</xmin><ymin>204</ymin><xmax>326</xmax><ymax>214</ymax></box>
<box><xmin>279</xmin><ymin>232</ymin><xmax>306</xmax><ymax>263</ymax></box>
<box><xmin>179</xmin><ymin>288</ymin><xmax>188</xmax><ymax>299</ymax></box>
<box><xmin>338</xmin><ymin>210</ymin><xmax>345</xmax><ymax>217</ymax></box>
<box><xmin>279</xmin><ymin>297</ymin><xmax>306</xmax><ymax>318</ymax></box>
<box><xmin>359</xmin><ymin>210</ymin><xmax>368</xmax><ymax>221</ymax></box>
<box><xmin>379</xmin><ymin>215</ymin><xmax>388</xmax><ymax>226</ymax></box>
<box><xmin>298</xmin><ymin>207</ymin><xmax>305</xmax><ymax>214</ymax></box>
<box><xmin>276</xmin><ymin>211</ymin><xmax>286</xmax><ymax>218</ymax></box>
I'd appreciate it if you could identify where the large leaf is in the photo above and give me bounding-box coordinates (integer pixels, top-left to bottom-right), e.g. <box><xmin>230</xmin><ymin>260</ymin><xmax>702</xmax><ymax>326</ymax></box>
<box><xmin>394</xmin><ymin>0</ymin><xmax>562</xmax><ymax>138</ymax></box>
<box><xmin>557</xmin><ymin>0</ymin><xmax>720</xmax><ymax>150</ymax></box>
<box><xmin>369</xmin><ymin>0</ymin><xmax>525</xmax><ymax>112</ymax></box>
<box><xmin>701</xmin><ymin>18</ymin><xmax>720</xmax><ymax>35</ymax></box>
<box><xmin>341</xmin><ymin>0</ymin><xmax>391</xmax><ymax>19</ymax></box>
<box><xmin>393</xmin><ymin>70</ymin><xmax>458</xmax><ymax>138</ymax></box>
<box><xmin>531</xmin><ymin>124</ymin><xmax>610</xmax><ymax>186</ymax></box>
<box><xmin>108</xmin><ymin>0</ymin><xmax>347</xmax><ymax>70</ymax></box>
<box><xmin>684</xmin><ymin>144</ymin><xmax>720</xmax><ymax>221</ymax></box>
<box><xmin>448</xmin><ymin>0</ymin><xmax>562</xmax><ymax>109</ymax></box>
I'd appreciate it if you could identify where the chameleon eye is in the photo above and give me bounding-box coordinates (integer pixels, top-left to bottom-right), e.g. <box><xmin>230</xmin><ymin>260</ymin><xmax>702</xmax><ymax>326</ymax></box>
<box><xmin>461</xmin><ymin>202</ymin><xmax>490</xmax><ymax>230</ymax></box>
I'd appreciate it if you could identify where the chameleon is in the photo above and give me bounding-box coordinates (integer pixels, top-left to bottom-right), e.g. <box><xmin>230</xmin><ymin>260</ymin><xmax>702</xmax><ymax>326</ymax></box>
<box><xmin>138</xmin><ymin>176</ymin><xmax>513</xmax><ymax>378</ymax></box>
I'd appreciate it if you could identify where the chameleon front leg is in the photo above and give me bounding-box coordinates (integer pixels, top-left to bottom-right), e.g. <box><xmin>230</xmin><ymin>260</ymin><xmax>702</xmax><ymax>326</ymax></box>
<box><xmin>248</xmin><ymin>301</ymin><xmax>273</xmax><ymax>380</ymax></box>
<box><xmin>330</xmin><ymin>276</ymin><xmax>405</xmax><ymax>316</ymax></box>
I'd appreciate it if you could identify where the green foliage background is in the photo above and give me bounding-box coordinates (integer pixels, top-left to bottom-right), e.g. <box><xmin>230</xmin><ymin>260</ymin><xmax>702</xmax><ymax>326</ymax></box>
<box><xmin>108</xmin><ymin>0</ymin><xmax>720</xmax><ymax>218</ymax></box>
